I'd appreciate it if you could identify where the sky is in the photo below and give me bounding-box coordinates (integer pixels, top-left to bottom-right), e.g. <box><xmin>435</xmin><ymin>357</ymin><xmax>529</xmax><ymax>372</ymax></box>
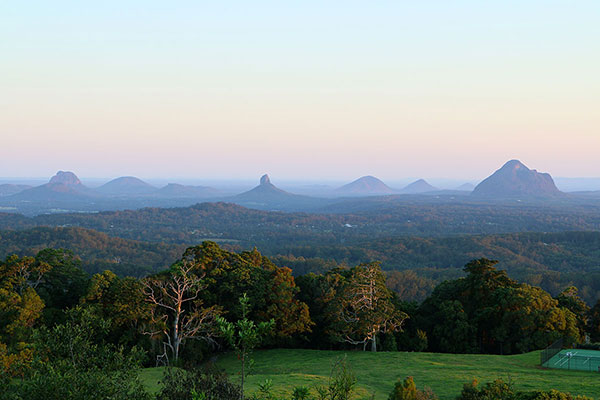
<box><xmin>1</xmin><ymin>1</ymin><xmax>599</xmax><ymax>181</ymax></box>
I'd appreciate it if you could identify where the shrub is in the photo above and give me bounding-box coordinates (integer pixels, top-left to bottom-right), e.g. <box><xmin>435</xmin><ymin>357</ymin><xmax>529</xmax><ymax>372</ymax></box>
<box><xmin>315</xmin><ymin>357</ymin><xmax>356</xmax><ymax>400</ymax></box>
<box><xmin>456</xmin><ymin>379</ymin><xmax>593</xmax><ymax>400</ymax></box>
<box><xmin>517</xmin><ymin>390</ymin><xmax>593</xmax><ymax>400</ymax></box>
<box><xmin>292</xmin><ymin>386</ymin><xmax>311</xmax><ymax>400</ymax></box>
<box><xmin>157</xmin><ymin>366</ymin><xmax>242</xmax><ymax>400</ymax></box>
<box><xmin>388</xmin><ymin>376</ymin><xmax>437</xmax><ymax>400</ymax></box>
<box><xmin>11</xmin><ymin>368</ymin><xmax>151</xmax><ymax>400</ymax></box>
<box><xmin>457</xmin><ymin>378</ymin><xmax>514</xmax><ymax>400</ymax></box>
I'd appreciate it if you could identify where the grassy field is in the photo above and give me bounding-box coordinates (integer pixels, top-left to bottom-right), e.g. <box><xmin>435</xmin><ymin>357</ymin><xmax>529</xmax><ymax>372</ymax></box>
<box><xmin>141</xmin><ymin>349</ymin><xmax>600</xmax><ymax>399</ymax></box>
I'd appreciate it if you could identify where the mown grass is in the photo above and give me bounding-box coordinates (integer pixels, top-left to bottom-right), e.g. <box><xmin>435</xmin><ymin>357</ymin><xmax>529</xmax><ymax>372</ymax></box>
<box><xmin>141</xmin><ymin>349</ymin><xmax>600</xmax><ymax>399</ymax></box>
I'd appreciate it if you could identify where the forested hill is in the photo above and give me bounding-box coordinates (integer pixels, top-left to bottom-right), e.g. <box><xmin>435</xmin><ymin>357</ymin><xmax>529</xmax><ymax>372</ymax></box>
<box><xmin>2</xmin><ymin>224</ymin><xmax>600</xmax><ymax>303</ymax></box>
<box><xmin>2</xmin><ymin>201</ymin><xmax>600</xmax><ymax>247</ymax></box>
<box><xmin>0</xmin><ymin>226</ymin><xmax>184</xmax><ymax>276</ymax></box>
<box><xmin>276</xmin><ymin>231</ymin><xmax>600</xmax><ymax>303</ymax></box>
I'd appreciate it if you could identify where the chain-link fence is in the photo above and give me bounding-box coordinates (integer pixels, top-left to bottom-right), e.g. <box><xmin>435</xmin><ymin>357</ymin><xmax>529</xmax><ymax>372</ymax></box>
<box><xmin>541</xmin><ymin>338</ymin><xmax>563</xmax><ymax>366</ymax></box>
<box><xmin>545</xmin><ymin>349</ymin><xmax>600</xmax><ymax>372</ymax></box>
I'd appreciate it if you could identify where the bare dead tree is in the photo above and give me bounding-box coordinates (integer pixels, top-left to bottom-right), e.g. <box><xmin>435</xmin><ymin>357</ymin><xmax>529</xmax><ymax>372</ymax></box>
<box><xmin>143</xmin><ymin>260</ymin><xmax>220</xmax><ymax>363</ymax></box>
<box><xmin>10</xmin><ymin>256</ymin><xmax>50</xmax><ymax>294</ymax></box>
<box><xmin>338</xmin><ymin>263</ymin><xmax>406</xmax><ymax>352</ymax></box>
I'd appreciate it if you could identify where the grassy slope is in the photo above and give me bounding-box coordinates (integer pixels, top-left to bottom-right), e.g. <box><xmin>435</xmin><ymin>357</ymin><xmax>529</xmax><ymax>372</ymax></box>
<box><xmin>141</xmin><ymin>349</ymin><xmax>600</xmax><ymax>400</ymax></box>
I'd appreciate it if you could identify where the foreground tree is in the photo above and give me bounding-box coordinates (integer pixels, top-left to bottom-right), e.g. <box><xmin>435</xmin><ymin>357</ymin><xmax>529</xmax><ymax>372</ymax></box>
<box><xmin>83</xmin><ymin>270</ymin><xmax>151</xmax><ymax>346</ymax></box>
<box><xmin>34</xmin><ymin>248</ymin><xmax>89</xmax><ymax>325</ymax></box>
<box><xmin>143</xmin><ymin>260</ymin><xmax>220</xmax><ymax>364</ymax></box>
<box><xmin>0</xmin><ymin>255</ymin><xmax>46</xmax><ymax>378</ymax></box>
<box><xmin>555</xmin><ymin>286</ymin><xmax>589</xmax><ymax>341</ymax></box>
<box><xmin>4</xmin><ymin>306</ymin><xmax>151</xmax><ymax>400</ymax></box>
<box><xmin>587</xmin><ymin>299</ymin><xmax>600</xmax><ymax>343</ymax></box>
<box><xmin>420</xmin><ymin>258</ymin><xmax>580</xmax><ymax>354</ymax></box>
<box><xmin>334</xmin><ymin>262</ymin><xmax>407</xmax><ymax>352</ymax></box>
<box><xmin>217</xmin><ymin>293</ymin><xmax>273</xmax><ymax>400</ymax></box>
<box><xmin>182</xmin><ymin>242</ymin><xmax>313</xmax><ymax>341</ymax></box>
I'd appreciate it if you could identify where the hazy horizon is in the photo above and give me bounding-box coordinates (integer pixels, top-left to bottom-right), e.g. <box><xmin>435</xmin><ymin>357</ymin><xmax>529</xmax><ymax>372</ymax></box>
<box><xmin>2</xmin><ymin>2</ymin><xmax>599</xmax><ymax>180</ymax></box>
<box><xmin>2</xmin><ymin>167</ymin><xmax>600</xmax><ymax>192</ymax></box>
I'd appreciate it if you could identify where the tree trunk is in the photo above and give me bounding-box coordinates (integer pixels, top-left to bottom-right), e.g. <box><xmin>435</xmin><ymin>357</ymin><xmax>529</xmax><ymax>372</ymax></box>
<box><xmin>241</xmin><ymin>352</ymin><xmax>245</xmax><ymax>400</ymax></box>
<box><xmin>173</xmin><ymin>314</ymin><xmax>180</xmax><ymax>362</ymax></box>
<box><xmin>174</xmin><ymin>337</ymin><xmax>180</xmax><ymax>362</ymax></box>
<box><xmin>371</xmin><ymin>335</ymin><xmax>377</xmax><ymax>352</ymax></box>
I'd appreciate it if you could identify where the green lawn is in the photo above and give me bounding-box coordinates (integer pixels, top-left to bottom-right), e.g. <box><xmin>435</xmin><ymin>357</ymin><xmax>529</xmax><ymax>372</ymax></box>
<box><xmin>141</xmin><ymin>349</ymin><xmax>600</xmax><ymax>399</ymax></box>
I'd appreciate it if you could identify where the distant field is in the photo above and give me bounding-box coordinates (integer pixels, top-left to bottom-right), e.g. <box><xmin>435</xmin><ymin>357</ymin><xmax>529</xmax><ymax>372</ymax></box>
<box><xmin>140</xmin><ymin>349</ymin><xmax>600</xmax><ymax>399</ymax></box>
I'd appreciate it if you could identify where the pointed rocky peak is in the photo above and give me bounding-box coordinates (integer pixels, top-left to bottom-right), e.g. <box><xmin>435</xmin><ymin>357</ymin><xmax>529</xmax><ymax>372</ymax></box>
<box><xmin>49</xmin><ymin>171</ymin><xmax>81</xmax><ymax>186</ymax></box>
<box><xmin>260</xmin><ymin>174</ymin><xmax>271</xmax><ymax>185</ymax></box>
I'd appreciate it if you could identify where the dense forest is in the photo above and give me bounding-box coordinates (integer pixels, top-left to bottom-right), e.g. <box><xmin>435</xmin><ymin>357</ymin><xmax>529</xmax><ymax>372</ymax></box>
<box><xmin>2</xmin><ymin>201</ymin><xmax>600</xmax><ymax>245</ymax></box>
<box><xmin>2</xmin><ymin>224</ymin><xmax>600</xmax><ymax>304</ymax></box>
<box><xmin>0</xmin><ymin>227</ymin><xmax>184</xmax><ymax>276</ymax></box>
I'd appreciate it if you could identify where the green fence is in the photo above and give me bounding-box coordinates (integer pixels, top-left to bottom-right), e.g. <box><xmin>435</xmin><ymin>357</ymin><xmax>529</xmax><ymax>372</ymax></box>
<box><xmin>541</xmin><ymin>338</ymin><xmax>563</xmax><ymax>366</ymax></box>
<box><xmin>544</xmin><ymin>349</ymin><xmax>600</xmax><ymax>372</ymax></box>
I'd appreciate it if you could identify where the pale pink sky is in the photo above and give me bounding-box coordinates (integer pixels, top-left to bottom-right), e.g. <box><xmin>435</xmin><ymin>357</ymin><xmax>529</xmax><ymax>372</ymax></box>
<box><xmin>1</xmin><ymin>2</ymin><xmax>599</xmax><ymax>180</ymax></box>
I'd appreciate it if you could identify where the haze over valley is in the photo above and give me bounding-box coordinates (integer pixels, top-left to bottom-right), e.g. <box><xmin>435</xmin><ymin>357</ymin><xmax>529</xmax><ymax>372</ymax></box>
<box><xmin>2</xmin><ymin>159</ymin><xmax>600</xmax><ymax>216</ymax></box>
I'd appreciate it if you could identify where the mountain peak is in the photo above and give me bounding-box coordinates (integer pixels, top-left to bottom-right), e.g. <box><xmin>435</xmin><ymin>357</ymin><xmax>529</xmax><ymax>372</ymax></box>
<box><xmin>260</xmin><ymin>174</ymin><xmax>271</xmax><ymax>185</ymax></box>
<box><xmin>501</xmin><ymin>159</ymin><xmax>527</xmax><ymax>170</ymax></box>
<box><xmin>400</xmin><ymin>179</ymin><xmax>437</xmax><ymax>194</ymax></box>
<box><xmin>97</xmin><ymin>176</ymin><xmax>156</xmax><ymax>195</ymax></box>
<box><xmin>49</xmin><ymin>171</ymin><xmax>81</xmax><ymax>186</ymax></box>
<box><xmin>473</xmin><ymin>160</ymin><xmax>562</xmax><ymax>198</ymax></box>
<box><xmin>336</xmin><ymin>176</ymin><xmax>394</xmax><ymax>196</ymax></box>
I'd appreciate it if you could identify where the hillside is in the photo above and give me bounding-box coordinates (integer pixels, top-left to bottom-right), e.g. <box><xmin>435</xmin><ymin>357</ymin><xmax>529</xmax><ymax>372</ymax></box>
<box><xmin>3</xmin><ymin>198</ymin><xmax>600</xmax><ymax>247</ymax></box>
<box><xmin>2</xmin><ymin>220</ymin><xmax>600</xmax><ymax>302</ymax></box>
<box><xmin>142</xmin><ymin>349</ymin><xmax>600</xmax><ymax>399</ymax></box>
<box><xmin>0</xmin><ymin>226</ymin><xmax>183</xmax><ymax>276</ymax></box>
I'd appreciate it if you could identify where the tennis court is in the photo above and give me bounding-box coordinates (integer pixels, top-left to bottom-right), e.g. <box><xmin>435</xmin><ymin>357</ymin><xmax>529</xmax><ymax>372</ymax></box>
<box><xmin>542</xmin><ymin>349</ymin><xmax>600</xmax><ymax>372</ymax></box>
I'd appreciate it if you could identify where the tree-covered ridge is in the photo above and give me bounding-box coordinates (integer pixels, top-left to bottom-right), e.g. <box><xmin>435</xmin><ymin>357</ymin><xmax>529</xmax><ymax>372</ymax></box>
<box><xmin>2</xmin><ymin>225</ymin><xmax>600</xmax><ymax>303</ymax></box>
<box><xmin>2</xmin><ymin>200</ymin><xmax>600</xmax><ymax>246</ymax></box>
<box><xmin>0</xmin><ymin>226</ymin><xmax>184</xmax><ymax>276</ymax></box>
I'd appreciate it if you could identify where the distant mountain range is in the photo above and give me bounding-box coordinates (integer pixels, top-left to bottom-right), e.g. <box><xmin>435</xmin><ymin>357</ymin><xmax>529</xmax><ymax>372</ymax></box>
<box><xmin>0</xmin><ymin>159</ymin><xmax>596</xmax><ymax>215</ymax></box>
<box><xmin>472</xmin><ymin>160</ymin><xmax>563</xmax><ymax>198</ymax></box>
<box><xmin>335</xmin><ymin>176</ymin><xmax>395</xmax><ymax>196</ymax></box>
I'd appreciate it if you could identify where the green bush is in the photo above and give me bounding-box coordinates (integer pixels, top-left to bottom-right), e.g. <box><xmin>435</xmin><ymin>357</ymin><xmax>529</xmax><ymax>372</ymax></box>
<box><xmin>156</xmin><ymin>366</ymin><xmax>242</xmax><ymax>400</ymax></box>
<box><xmin>315</xmin><ymin>357</ymin><xmax>356</xmax><ymax>400</ymax></box>
<box><xmin>292</xmin><ymin>386</ymin><xmax>311</xmax><ymax>400</ymax></box>
<box><xmin>9</xmin><ymin>368</ymin><xmax>150</xmax><ymax>400</ymax></box>
<box><xmin>517</xmin><ymin>390</ymin><xmax>593</xmax><ymax>400</ymax></box>
<box><xmin>456</xmin><ymin>379</ymin><xmax>593</xmax><ymax>400</ymax></box>
<box><xmin>457</xmin><ymin>379</ymin><xmax>514</xmax><ymax>400</ymax></box>
<box><xmin>388</xmin><ymin>376</ymin><xmax>437</xmax><ymax>400</ymax></box>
